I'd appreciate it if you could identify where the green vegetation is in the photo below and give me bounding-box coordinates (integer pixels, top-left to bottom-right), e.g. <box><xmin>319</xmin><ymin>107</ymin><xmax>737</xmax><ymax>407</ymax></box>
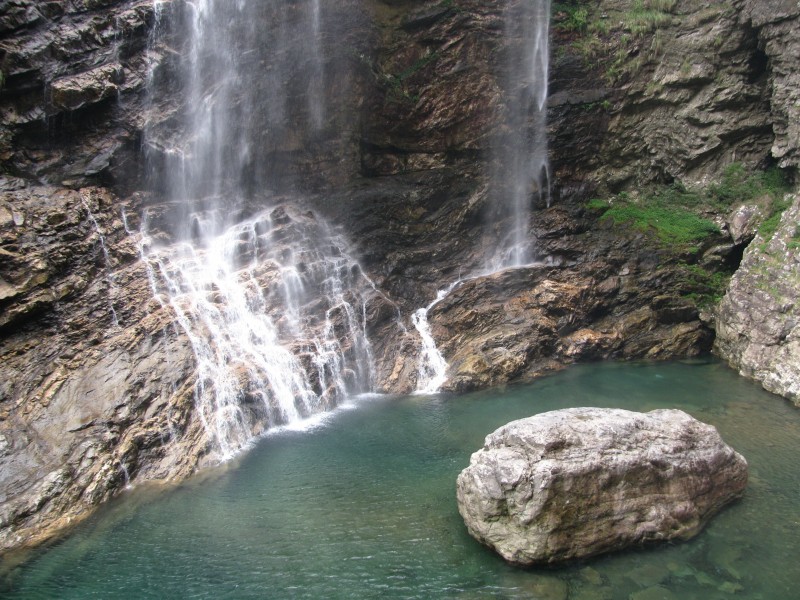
<box><xmin>677</xmin><ymin>263</ymin><xmax>732</xmax><ymax>306</ymax></box>
<box><xmin>624</xmin><ymin>0</ymin><xmax>676</xmax><ymax>36</ymax></box>
<box><xmin>708</xmin><ymin>163</ymin><xmax>793</xmax><ymax>248</ymax></box>
<box><xmin>554</xmin><ymin>0</ymin><xmax>680</xmax><ymax>83</ymax></box>
<box><xmin>578</xmin><ymin>99</ymin><xmax>613</xmax><ymax>112</ymax></box>
<box><xmin>588</xmin><ymin>164</ymin><xmax>794</xmax><ymax>307</ymax></box>
<box><xmin>553</xmin><ymin>4</ymin><xmax>589</xmax><ymax>32</ymax></box>
<box><xmin>789</xmin><ymin>226</ymin><xmax>800</xmax><ymax>251</ymax></box>
<box><xmin>706</xmin><ymin>163</ymin><xmax>788</xmax><ymax>207</ymax></box>
<box><xmin>586</xmin><ymin>163</ymin><xmax>800</xmax><ymax>306</ymax></box>
<box><xmin>757</xmin><ymin>200</ymin><xmax>791</xmax><ymax>249</ymax></box>
<box><xmin>594</xmin><ymin>182</ymin><xmax>718</xmax><ymax>250</ymax></box>
<box><xmin>585</xmin><ymin>198</ymin><xmax>611</xmax><ymax>211</ymax></box>
<box><xmin>601</xmin><ymin>201</ymin><xmax>720</xmax><ymax>247</ymax></box>
<box><xmin>395</xmin><ymin>51</ymin><xmax>440</xmax><ymax>82</ymax></box>
<box><xmin>593</xmin><ymin>164</ymin><xmax>791</xmax><ymax>251</ymax></box>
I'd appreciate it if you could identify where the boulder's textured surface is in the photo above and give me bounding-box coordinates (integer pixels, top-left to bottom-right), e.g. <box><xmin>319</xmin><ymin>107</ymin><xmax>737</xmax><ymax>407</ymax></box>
<box><xmin>456</xmin><ymin>408</ymin><xmax>748</xmax><ymax>566</ymax></box>
<box><xmin>715</xmin><ymin>194</ymin><xmax>800</xmax><ymax>404</ymax></box>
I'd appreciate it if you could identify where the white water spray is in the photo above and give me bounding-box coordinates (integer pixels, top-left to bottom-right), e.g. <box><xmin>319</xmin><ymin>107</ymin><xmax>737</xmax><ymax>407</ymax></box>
<box><xmin>138</xmin><ymin>205</ymin><xmax>377</xmax><ymax>459</ymax></box>
<box><xmin>412</xmin><ymin>281</ymin><xmax>462</xmax><ymax>394</ymax></box>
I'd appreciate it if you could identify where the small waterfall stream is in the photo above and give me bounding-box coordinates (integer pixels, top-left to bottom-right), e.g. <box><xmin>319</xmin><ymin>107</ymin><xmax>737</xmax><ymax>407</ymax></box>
<box><xmin>489</xmin><ymin>0</ymin><xmax>551</xmax><ymax>270</ymax></box>
<box><xmin>413</xmin><ymin>0</ymin><xmax>551</xmax><ymax>392</ymax></box>
<box><xmin>411</xmin><ymin>284</ymin><xmax>460</xmax><ymax>394</ymax></box>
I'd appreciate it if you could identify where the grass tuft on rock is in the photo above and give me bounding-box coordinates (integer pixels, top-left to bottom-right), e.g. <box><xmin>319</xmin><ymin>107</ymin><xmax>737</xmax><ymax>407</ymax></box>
<box><xmin>602</xmin><ymin>203</ymin><xmax>719</xmax><ymax>246</ymax></box>
<box><xmin>707</xmin><ymin>163</ymin><xmax>790</xmax><ymax>210</ymax></box>
<box><xmin>598</xmin><ymin>183</ymin><xmax>718</xmax><ymax>249</ymax></box>
<box><xmin>677</xmin><ymin>263</ymin><xmax>732</xmax><ymax>307</ymax></box>
<box><xmin>596</xmin><ymin>164</ymin><xmax>792</xmax><ymax>251</ymax></box>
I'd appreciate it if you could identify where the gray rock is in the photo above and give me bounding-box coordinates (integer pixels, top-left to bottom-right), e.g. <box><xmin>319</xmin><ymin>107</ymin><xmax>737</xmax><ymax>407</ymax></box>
<box><xmin>715</xmin><ymin>194</ymin><xmax>800</xmax><ymax>404</ymax></box>
<box><xmin>456</xmin><ymin>408</ymin><xmax>747</xmax><ymax>566</ymax></box>
<box><xmin>50</xmin><ymin>63</ymin><xmax>122</xmax><ymax>112</ymax></box>
<box><xmin>727</xmin><ymin>204</ymin><xmax>763</xmax><ymax>246</ymax></box>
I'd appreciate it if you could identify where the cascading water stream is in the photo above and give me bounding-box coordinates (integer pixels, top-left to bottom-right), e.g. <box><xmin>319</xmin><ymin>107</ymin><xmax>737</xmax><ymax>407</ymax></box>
<box><xmin>412</xmin><ymin>283</ymin><xmax>461</xmax><ymax>394</ymax></box>
<box><xmin>139</xmin><ymin>206</ymin><xmax>378</xmax><ymax>459</ymax></box>
<box><xmin>488</xmin><ymin>0</ymin><xmax>551</xmax><ymax>270</ymax></box>
<box><xmin>413</xmin><ymin>1</ymin><xmax>551</xmax><ymax>392</ymax></box>
<box><xmin>139</xmin><ymin>0</ymin><xmax>379</xmax><ymax>459</ymax></box>
<box><xmin>308</xmin><ymin>0</ymin><xmax>325</xmax><ymax>130</ymax></box>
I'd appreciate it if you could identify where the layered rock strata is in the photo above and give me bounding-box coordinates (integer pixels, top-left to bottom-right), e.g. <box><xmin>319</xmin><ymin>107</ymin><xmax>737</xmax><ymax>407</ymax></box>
<box><xmin>456</xmin><ymin>408</ymin><xmax>748</xmax><ymax>566</ymax></box>
<box><xmin>0</xmin><ymin>186</ymin><xmax>207</xmax><ymax>553</ymax></box>
<box><xmin>423</xmin><ymin>208</ymin><xmax>716</xmax><ymax>392</ymax></box>
<box><xmin>715</xmin><ymin>194</ymin><xmax>800</xmax><ymax>404</ymax></box>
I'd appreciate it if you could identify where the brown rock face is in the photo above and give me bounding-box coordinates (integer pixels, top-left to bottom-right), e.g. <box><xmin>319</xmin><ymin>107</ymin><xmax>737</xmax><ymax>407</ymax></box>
<box><xmin>456</xmin><ymin>408</ymin><xmax>748</xmax><ymax>566</ymax></box>
<box><xmin>425</xmin><ymin>211</ymin><xmax>714</xmax><ymax>392</ymax></box>
<box><xmin>0</xmin><ymin>186</ymin><xmax>209</xmax><ymax>553</ymax></box>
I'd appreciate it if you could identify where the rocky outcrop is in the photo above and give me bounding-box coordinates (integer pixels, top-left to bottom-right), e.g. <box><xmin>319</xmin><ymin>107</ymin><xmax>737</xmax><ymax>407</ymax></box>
<box><xmin>424</xmin><ymin>207</ymin><xmax>715</xmax><ymax>392</ymax></box>
<box><xmin>740</xmin><ymin>0</ymin><xmax>800</xmax><ymax>170</ymax></box>
<box><xmin>589</xmin><ymin>0</ymin><xmax>772</xmax><ymax>190</ymax></box>
<box><xmin>0</xmin><ymin>185</ymin><xmax>210</xmax><ymax>553</ymax></box>
<box><xmin>715</xmin><ymin>193</ymin><xmax>800</xmax><ymax>404</ymax></box>
<box><xmin>0</xmin><ymin>0</ymin><xmax>163</xmax><ymax>188</ymax></box>
<box><xmin>712</xmin><ymin>1</ymin><xmax>800</xmax><ymax>402</ymax></box>
<box><xmin>456</xmin><ymin>408</ymin><xmax>748</xmax><ymax>566</ymax></box>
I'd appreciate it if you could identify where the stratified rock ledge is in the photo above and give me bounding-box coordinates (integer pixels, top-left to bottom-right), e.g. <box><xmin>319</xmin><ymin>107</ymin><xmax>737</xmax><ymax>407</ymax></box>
<box><xmin>456</xmin><ymin>408</ymin><xmax>748</xmax><ymax>566</ymax></box>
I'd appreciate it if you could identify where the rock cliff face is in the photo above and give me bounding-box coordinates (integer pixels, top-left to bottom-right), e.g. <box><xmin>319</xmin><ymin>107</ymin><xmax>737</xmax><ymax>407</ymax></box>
<box><xmin>715</xmin><ymin>194</ymin><xmax>800</xmax><ymax>404</ymax></box>
<box><xmin>711</xmin><ymin>0</ymin><xmax>800</xmax><ymax>402</ymax></box>
<box><xmin>1</xmin><ymin>0</ymin><xmax>798</xmax><ymax>553</ymax></box>
<box><xmin>0</xmin><ymin>186</ymin><xmax>208</xmax><ymax>551</ymax></box>
<box><xmin>0</xmin><ymin>0</ymin><xmax>157</xmax><ymax>189</ymax></box>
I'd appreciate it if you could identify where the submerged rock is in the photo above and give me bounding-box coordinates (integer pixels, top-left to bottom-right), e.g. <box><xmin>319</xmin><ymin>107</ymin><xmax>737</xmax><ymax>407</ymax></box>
<box><xmin>456</xmin><ymin>408</ymin><xmax>747</xmax><ymax>566</ymax></box>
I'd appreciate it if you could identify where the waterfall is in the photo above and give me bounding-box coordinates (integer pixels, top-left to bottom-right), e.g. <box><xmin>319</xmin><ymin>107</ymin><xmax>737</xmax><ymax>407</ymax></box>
<box><xmin>413</xmin><ymin>1</ymin><xmax>551</xmax><ymax>390</ymax></box>
<box><xmin>139</xmin><ymin>206</ymin><xmax>377</xmax><ymax>458</ymax></box>
<box><xmin>488</xmin><ymin>0</ymin><xmax>551</xmax><ymax>270</ymax></box>
<box><xmin>141</xmin><ymin>1</ymin><xmax>375</xmax><ymax>459</ymax></box>
<box><xmin>412</xmin><ymin>286</ymin><xmax>458</xmax><ymax>394</ymax></box>
<box><xmin>145</xmin><ymin>0</ymin><xmax>331</xmax><ymax>232</ymax></box>
<box><xmin>308</xmin><ymin>0</ymin><xmax>325</xmax><ymax>130</ymax></box>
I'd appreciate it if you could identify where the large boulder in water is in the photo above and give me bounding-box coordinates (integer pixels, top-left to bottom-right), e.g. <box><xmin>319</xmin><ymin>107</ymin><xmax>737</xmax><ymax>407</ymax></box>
<box><xmin>456</xmin><ymin>408</ymin><xmax>747</xmax><ymax>566</ymax></box>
